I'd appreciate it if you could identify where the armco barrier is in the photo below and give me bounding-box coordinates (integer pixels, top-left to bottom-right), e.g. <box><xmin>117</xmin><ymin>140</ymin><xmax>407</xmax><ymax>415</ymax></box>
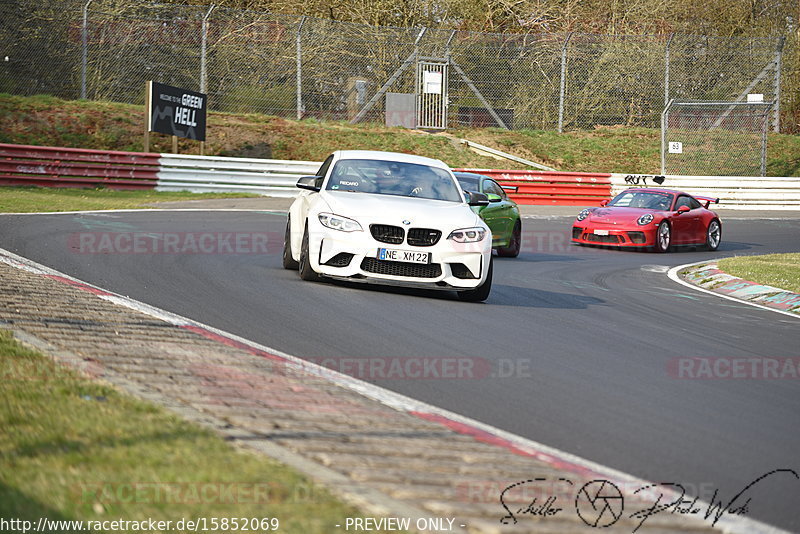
<box><xmin>456</xmin><ymin>168</ymin><xmax>612</xmax><ymax>206</ymax></box>
<box><xmin>5</xmin><ymin>143</ymin><xmax>799</xmax><ymax>209</ymax></box>
<box><xmin>0</xmin><ymin>143</ymin><xmax>320</xmax><ymax>196</ymax></box>
<box><xmin>612</xmin><ymin>173</ymin><xmax>800</xmax><ymax>210</ymax></box>
<box><xmin>0</xmin><ymin>143</ymin><xmax>161</xmax><ymax>189</ymax></box>
<box><xmin>155</xmin><ymin>154</ymin><xmax>320</xmax><ymax>197</ymax></box>
<box><xmin>2</xmin><ymin>143</ymin><xmax>612</xmax><ymax>205</ymax></box>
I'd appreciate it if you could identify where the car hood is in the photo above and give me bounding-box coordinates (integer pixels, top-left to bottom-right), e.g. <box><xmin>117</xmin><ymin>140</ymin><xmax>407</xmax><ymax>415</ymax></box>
<box><xmin>583</xmin><ymin>206</ymin><xmax>666</xmax><ymax>224</ymax></box>
<box><xmin>320</xmin><ymin>191</ymin><xmax>483</xmax><ymax>230</ymax></box>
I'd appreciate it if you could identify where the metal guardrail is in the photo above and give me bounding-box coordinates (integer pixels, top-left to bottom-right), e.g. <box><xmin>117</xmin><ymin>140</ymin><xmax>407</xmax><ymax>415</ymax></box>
<box><xmin>457</xmin><ymin>168</ymin><xmax>612</xmax><ymax>206</ymax></box>
<box><xmin>3</xmin><ymin>144</ymin><xmax>800</xmax><ymax>209</ymax></box>
<box><xmin>0</xmin><ymin>143</ymin><xmax>161</xmax><ymax>189</ymax></box>
<box><xmin>611</xmin><ymin>173</ymin><xmax>800</xmax><ymax>210</ymax></box>
<box><xmin>156</xmin><ymin>154</ymin><xmax>321</xmax><ymax>197</ymax></box>
<box><xmin>0</xmin><ymin>143</ymin><xmax>321</xmax><ymax>196</ymax></box>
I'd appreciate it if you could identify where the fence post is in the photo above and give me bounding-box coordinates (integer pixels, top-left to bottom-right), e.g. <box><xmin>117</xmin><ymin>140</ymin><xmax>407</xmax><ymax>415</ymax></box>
<box><xmin>200</xmin><ymin>4</ymin><xmax>215</xmax><ymax>95</ymax></box>
<box><xmin>664</xmin><ymin>33</ymin><xmax>674</xmax><ymax>108</ymax></box>
<box><xmin>296</xmin><ymin>16</ymin><xmax>306</xmax><ymax>121</ymax></box>
<box><xmin>200</xmin><ymin>5</ymin><xmax>215</xmax><ymax>156</ymax></box>
<box><xmin>660</xmin><ymin>99</ymin><xmax>674</xmax><ymax>175</ymax></box>
<box><xmin>762</xmin><ymin>102</ymin><xmax>773</xmax><ymax>176</ymax></box>
<box><xmin>558</xmin><ymin>32</ymin><xmax>573</xmax><ymax>134</ymax></box>
<box><xmin>80</xmin><ymin>0</ymin><xmax>93</xmax><ymax>100</ymax></box>
<box><xmin>773</xmin><ymin>36</ymin><xmax>785</xmax><ymax>133</ymax></box>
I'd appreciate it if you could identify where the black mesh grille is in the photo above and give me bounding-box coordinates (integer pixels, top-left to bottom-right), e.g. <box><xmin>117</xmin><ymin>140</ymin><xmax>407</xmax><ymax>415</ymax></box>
<box><xmin>572</xmin><ymin>227</ymin><xmax>583</xmax><ymax>239</ymax></box>
<box><xmin>449</xmin><ymin>263</ymin><xmax>477</xmax><ymax>279</ymax></box>
<box><xmin>627</xmin><ymin>232</ymin><xmax>646</xmax><ymax>244</ymax></box>
<box><xmin>407</xmin><ymin>228</ymin><xmax>441</xmax><ymax>247</ymax></box>
<box><xmin>586</xmin><ymin>233</ymin><xmax>621</xmax><ymax>244</ymax></box>
<box><xmin>370</xmin><ymin>224</ymin><xmax>404</xmax><ymax>244</ymax></box>
<box><xmin>361</xmin><ymin>258</ymin><xmax>442</xmax><ymax>278</ymax></box>
<box><xmin>324</xmin><ymin>253</ymin><xmax>354</xmax><ymax>267</ymax></box>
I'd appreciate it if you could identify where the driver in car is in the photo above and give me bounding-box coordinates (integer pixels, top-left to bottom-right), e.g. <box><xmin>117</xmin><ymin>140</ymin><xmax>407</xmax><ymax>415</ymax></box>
<box><xmin>375</xmin><ymin>164</ymin><xmax>417</xmax><ymax>196</ymax></box>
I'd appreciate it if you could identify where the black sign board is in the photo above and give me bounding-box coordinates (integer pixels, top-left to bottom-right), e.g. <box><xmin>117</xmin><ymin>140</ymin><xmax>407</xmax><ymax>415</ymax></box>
<box><xmin>146</xmin><ymin>81</ymin><xmax>207</xmax><ymax>141</ymax></box>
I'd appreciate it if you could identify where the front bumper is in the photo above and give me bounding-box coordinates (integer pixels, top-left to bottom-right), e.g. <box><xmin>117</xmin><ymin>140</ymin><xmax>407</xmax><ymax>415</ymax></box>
<box><xmin>309</xmin><ymin>225</ymin><xmax>491</xmax><ymax>290</ymax></box>
<box><xmin>571</xmin><ymin>224</ymin><xmax>655</xmax><ymax>247</ymax></box>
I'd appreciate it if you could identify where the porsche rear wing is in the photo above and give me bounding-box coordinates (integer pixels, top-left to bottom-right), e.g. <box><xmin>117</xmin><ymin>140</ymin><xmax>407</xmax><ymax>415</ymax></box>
<box><xmin>695</xmin><ymin>195</ymin><xmax>719</xmax><ymax>209</ymax></box>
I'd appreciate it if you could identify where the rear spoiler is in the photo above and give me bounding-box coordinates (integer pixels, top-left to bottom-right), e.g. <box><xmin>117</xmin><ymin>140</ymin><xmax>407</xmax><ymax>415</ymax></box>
<box><xmin>695</xmin><ymin>195</ymin><xmax>719</xmax><ymax>209</ymax></box>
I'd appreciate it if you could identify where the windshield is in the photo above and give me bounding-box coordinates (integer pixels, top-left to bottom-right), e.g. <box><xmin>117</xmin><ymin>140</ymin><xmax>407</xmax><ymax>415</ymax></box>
<box><xmin>609</xmin><ymin>191</ymin><xmax>673</xmax><ymax>211</ymax></box>
<box><xmin>325</xmin><ymin>159</ymin><xmax>462</xmax><ymax>202</ymax></box>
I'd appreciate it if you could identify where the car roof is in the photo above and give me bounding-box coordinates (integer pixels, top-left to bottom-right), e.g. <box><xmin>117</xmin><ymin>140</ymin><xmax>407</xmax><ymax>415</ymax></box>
<box><xmin>332</xmin><ymin>150</ymin><xmax>450</xmax><ymax>170</ymax></box>
<box><xmin>453</xmin><ymin>171</ymin><xmax>488</xmax><ymax>180</ymax></box>
<box><xmin>621</xmin><ymin>188</ymin><xmax>687</xmax><ymax>196</ymax></box>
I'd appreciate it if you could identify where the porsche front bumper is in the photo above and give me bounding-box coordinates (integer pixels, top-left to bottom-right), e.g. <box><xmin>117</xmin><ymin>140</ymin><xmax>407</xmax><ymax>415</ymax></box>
<box><xmin>571</xmin><ymin>225</ymin><xmax>655</xmax><ymax>247</ymax></box>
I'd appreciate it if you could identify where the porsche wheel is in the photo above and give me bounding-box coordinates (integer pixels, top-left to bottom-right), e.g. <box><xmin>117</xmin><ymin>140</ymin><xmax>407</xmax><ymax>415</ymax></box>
<box><xmin>654</xmin><ymin>221</ymin><xmax>671</xmax><ymax>253</ymax></box>
<box><xmin>705</xmin><ymin>219</ymin><xmax>721</xmax><ymax>251</ymax></box>
<box><xmin>298</xmin><ymin>223</ymin><xmax>321</xmax><ymax>281</ymax></box>
<box><xmin>457</xmin><ymin>258</ymin><xmax>493</xmax><ymax>302</ymax></box>
<box><xmin>496</xmin><ymin>220</ymin><xmax>521</xmax><ymax>258</ymax></box>
<box><xmin>282</xmin><ymin>217</ymin><xmax>298</xmax><ymax>270</ymax></box>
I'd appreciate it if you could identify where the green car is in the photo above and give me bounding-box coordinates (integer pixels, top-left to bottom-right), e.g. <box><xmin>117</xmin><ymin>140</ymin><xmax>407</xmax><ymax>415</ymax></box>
<box><xmin>455</xmin><ymin>171</ymin><xmax>522</xmax><ymax>257</ymax></box>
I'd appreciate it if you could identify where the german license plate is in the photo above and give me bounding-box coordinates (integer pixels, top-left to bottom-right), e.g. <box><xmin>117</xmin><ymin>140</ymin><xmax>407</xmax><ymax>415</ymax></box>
<box><xmin>594</xmin><ymin>229</ymin><xmax>610</xmax><ymax>236</ymax></box>
<box><xmin>377</xmin><ymin>248</ymin><xmax>430</xmax><ymax>264</ymax></box>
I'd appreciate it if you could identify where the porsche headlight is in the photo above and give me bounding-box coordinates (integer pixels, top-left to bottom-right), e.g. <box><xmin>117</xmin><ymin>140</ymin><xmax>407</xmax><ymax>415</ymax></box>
<box><xmin>318</xmin><ymin>213</ymin><xmax>362</xmax><ymax>232</ymax></box>
<box><xmin>637</xmin><ymin>213</ymin><xmax>654</xmax><ymax>226</ymax></box>
<box><xmin>577</xmin><ymin>209</ymin><xmax>590</xmax><ymax>221</ymax></box>
<box><xmin>448</xmin><ymin>227</ymin><xmax>486</xmax><ymax>243</ymax></box>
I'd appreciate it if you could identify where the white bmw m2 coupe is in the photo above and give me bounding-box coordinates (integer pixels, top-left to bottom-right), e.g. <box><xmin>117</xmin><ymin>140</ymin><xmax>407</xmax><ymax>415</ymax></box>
<box><xmin>283</xmin><ymin>150</ymin><xmax>493</xmax><ymax>302</ymax></box>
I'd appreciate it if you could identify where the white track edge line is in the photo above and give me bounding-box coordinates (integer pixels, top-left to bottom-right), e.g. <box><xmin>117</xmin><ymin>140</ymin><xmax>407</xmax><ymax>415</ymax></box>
<box><xmin>0</xmin><ymin>246</ymin><xmax>790</xmax><ymax>534</ymax></box>
<box><xmin>668</xmin><ymin>260</ymin><xmax>800</xmax><ymax>320</ymax></box>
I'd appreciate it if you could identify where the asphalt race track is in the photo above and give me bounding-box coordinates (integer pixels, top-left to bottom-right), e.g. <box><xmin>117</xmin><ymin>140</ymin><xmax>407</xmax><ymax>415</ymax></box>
<box><xmin>1</xmin><ymin>210</ymin><xmax>799</xmax><ymax>531</ymax></box>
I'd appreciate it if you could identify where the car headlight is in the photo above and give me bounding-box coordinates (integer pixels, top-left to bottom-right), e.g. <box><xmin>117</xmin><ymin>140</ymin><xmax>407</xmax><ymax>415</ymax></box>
<box><xmin>577</xmin><ymin>209</ymin><xmax>590</xmax><ymax>221</ymax></box>
<box><xmin>318</xmin><ymin>213</ymin><xmax>363</xmax><ymax>232</ymax></box>
<box><xmin>637</xmin><ymin>213</ymin><xmax>654</xmax><ymax>226</ymax></box>
<box><xmin>447</xmin><ymin>227</ymin><xmax>486</xmax><ymax>243</ymax></box>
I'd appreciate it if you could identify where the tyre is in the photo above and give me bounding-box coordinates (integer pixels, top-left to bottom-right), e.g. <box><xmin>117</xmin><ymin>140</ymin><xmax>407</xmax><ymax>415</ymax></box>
<box><xmin>496</xmin><ymin>220</ymin><xmax>521</xmax><ymax>258</ymax></box>
<box><xmin>705</xmin><ymin>219</ymin><xmax>721</xmax><ymax>251</ymax></box>
<box><xmin>282</xmin><ymin>217</ymin><xmax>298</xmax><ymax>270</ymax></box>
<box><xmin>457</xmin><ymin>257</ymin><xmax>493</xmax><ymax>302</ymax></box>
<box><xmin>653</xmin><ymin>221</ymin><xmax>671</xmax><ymax>253</ymax></box>
<box><xmin>298</xmin><ymin>223</ymin><xmax>322</xmax><ymax>281</ymax></box>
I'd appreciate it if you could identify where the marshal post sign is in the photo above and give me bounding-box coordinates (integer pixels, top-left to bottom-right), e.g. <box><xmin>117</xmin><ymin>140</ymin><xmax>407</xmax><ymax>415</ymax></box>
<box><xmin>146</xmin><ymin>81</ymin><xmax>207</xmax><ymax>142</ymax></box>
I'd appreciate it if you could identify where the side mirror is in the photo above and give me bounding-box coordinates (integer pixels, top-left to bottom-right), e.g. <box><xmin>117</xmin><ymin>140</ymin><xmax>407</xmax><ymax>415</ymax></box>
<box><xmin>467</xmin><ymin>191</ymin><xmax>490</xmax><ymax>207</ymax></box>
<box><xmin>599</xmin><ymin>199</ymin><xmax>609</xmax><ymax>207</ymax></box>
<box><xmin>296</xmin><ymin>175</ymin><xmax>321</xmax><ymax>192</ymax></box>
<box><xmin>676</xmin><ymin>205</ymin><xmax>690</xmax><ymax>214</ymax></box>
<box><xmin>485</xmin><ymin>193</ymin><xmax>502</xmax><ymax>203</ymax></box>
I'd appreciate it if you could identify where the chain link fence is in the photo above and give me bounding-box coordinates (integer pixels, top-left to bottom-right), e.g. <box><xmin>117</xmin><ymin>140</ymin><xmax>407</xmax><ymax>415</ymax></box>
<box><xmin>1</xmin><ymin>0</ymin><xmax>797</xmax><ymax>136</ymax></box>
<box><xmin>662</xmin><ymin>101</ymin><xmax>774</xmax><ymax>177</ymax></box>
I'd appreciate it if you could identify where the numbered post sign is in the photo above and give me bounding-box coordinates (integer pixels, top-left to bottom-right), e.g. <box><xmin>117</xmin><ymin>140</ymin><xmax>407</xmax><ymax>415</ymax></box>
<box><xmin>668</xmin><ymin>141</ymin><xmax>683</xmax><ymax>154</ymax></box>
<box><xmin>146</xmin><ymin>81</ymin><xmax>207</xmax><ymax>141</ymax></box>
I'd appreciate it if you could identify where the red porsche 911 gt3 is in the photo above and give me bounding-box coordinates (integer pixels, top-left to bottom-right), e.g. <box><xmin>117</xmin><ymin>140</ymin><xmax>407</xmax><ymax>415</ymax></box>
<box><xmin>571</xmin><ymin>188</ymin><xmax>721</xmax><ymax>252</ymax></box>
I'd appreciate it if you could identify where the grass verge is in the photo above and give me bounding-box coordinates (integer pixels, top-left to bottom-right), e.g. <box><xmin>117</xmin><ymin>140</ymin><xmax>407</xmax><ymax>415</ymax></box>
<box><xmin>0</xmin><ymin>329</ymin><xmax>374</xmax><ymax>533</ymax></box>
<box><xmin>4</xmin><ymin>94</ymin><xmax>799</xmax><ymax>175</ymax></box>
<box><xmin>717</xmin><ymin>253</ymin><xmax>800</xmax><ymax>293</ymax></box>
<box><xmin>0</xmin><ymin>188</ymin><xmax>258</xmax><ymax>213</ymax></box>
